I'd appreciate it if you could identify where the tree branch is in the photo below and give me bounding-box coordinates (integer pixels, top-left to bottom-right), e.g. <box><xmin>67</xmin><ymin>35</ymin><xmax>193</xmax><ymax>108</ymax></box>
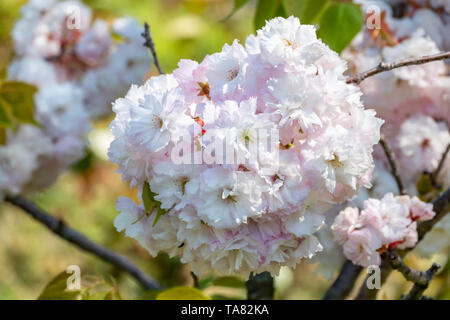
<box><xmin>403</xmin><ymin>262</ymin><xmax>441</xmax><ymax>300</ymax></box>
<box><xmin>431</xmin><ymin>143</ymin><xmax>450</xmax><ymax>187</ymax></box>
<box><xmin>190</xmin><ymin>271</ymin><xmax>200</xmax><ymax>289</ymax></box>
<box><xmin>142</xmin><ymin>22</ymin><xmax>164</xmax><ymax>75</ymax></box>
<box><xmin>387</xmin><ymin>250</ymin><xmax>440</xmax><ymax>293</ymax></box>
<box><xmin>322</xmin><ymin>260</ymin><xmax>362</xmax><ymax>300</ymax></box>
<box><xmin>5</xmin><ymin>195</ymin><xmax>161</xmax><ymax>291</ymax></box>
<box><xmin>417</xmin><ymin>187</ymin><xmax>450</xmax><ymax>241</ymax></box>
<box><xmin>379</xmin><ymin>135</ymin><xmax>406</xmax><ymax>195</ymax></box>
<box><xmin>347</xmin><ymin>51</ymin><xmax>450</xmax><ymax>85</ymax></box>
<box><xmin>246</xmin><ymin>272</ymin><xmax>274</xmax><ymax>300</ymax></box>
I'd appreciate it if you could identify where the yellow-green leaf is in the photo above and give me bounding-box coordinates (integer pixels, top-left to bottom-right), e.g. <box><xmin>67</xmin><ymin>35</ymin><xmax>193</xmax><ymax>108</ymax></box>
<box><xmin>318</xmin><ymin>3</ymin><xmax>364</xmax><ymax>53</ymax></box>
<box><xmin>37</xmin><ymin>271</ymin><xmax>81</xmax><ymax>300</ymax></box>
<box><xmin>156</xmin><ymin>286</ymin><xmax>210</xmax><ymax>300</ymax></box>
<box><xmin>254</xmin><ymin>0</ymin><xmax>286</xmax><ymax>31</ymax></box>
<box><xmin>284</xmin><ymin>0</ymin><xmax>329</xmax><ymax>24</ymax></box>
<box><xmin>213</xmin><ymin>276</ymin><xmax>246</xmax><ymax>288</ymax></box>
<box><xmin>0</xmin><ymin>81</ymin><xmax>38</xmax><ymax>125</ymax></box>
<box><xmin>142</xmin><ymin>181</ymin><xmax>167</xmax><ymax>226</ymax></box>
<box><xmin>417</xmin><ymin>173</ymin><xmax>433</xmax><ymax>197</ymax></box>
<box><xmin>0</xmin><ymin>97</ymin><xmax>13</xmax><ymax>128</ymax></box>
<box><xmin>222</xmin><ymin>0</ymin><xmax>252</xmax><ymax>21</ymax></box>
<box><xmin>0</xmin><ymin>127</ymin><xmax>7</xmax><ymax>145</ymax></box>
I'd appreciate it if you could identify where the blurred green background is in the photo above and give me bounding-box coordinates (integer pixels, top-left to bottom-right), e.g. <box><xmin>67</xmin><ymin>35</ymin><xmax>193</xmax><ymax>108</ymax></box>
<box><xmin>0</xmin><ymin>0</ymin><xmax>449</xmax><ymax>300</ymax></box>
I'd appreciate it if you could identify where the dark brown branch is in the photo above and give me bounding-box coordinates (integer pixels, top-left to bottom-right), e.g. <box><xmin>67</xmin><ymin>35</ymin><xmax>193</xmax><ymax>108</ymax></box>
<box><xmin>403</xmin><ymin>262</ymin><xmax>441</xmax><ymax>300</ymax></box>
<box><xmin>417</xmin><ymin>187</ymin><xmax>450</xmax><ymax>241</ymax></box>
<box><xmin>142</xmin><ymin>22</ymin><xmax>164</xmax><ymax>75</ymax></box>
<box><xmin>5</xmin><ymin>195</ymin><xmax>161</xmax><ymax>291</ymax></box>
<box><xmin>246</xmin><ymin>272</ymin><xmax>274</xmax><ymax>300</ymax></box>
<box><xmin>431</xmin><ymin>143</ymin><xmax>450</xmax><ymax>186</ymax></box>
<box><xmin>379</xmin><ymin>135</ymin><xmax>406</xmax><ymax>195</ymax></box>
<box><xmin>322</xmin><ymin>260</ymin><xmax>362</xmax><ymax>300</ymax></box>
<box><xmin>387</xmin><ymin>250</ymin><xmax>440</xmax><ymax>288</ymax></box>
<box><xmin>191</xmin><ymin>271</ymin><xmax>200</xmax><ymax>289</ymax></box>
<box><xmin>347</xmin><ymin>51</ymin><xmax>450</xmax><ymax>85</ymax></box>
<box><xmin>354</xmin><ymin>256</ymin><xmax>391</xmax><ymax>300</ymax></box>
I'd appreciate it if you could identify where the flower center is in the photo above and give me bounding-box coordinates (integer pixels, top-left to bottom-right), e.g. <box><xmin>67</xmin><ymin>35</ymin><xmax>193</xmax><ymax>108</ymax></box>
<box><xmin>227</xmin><ymin>68</ymin><xmax>239</xmax><ymax>81</ymax></box>
<box><xmin>197</xmin><ymin>82</ymin><xmax>211</xmax><ymax>100</ymax></box>
<box><xmin>329</xmin><ymin>153</ymin><xmax>344</xmax><ymax>169</ymax></box>
<box><xmin>152</xmin><ymin>115</ymin><xmax>163</xmax><ymax>129</ymax></box>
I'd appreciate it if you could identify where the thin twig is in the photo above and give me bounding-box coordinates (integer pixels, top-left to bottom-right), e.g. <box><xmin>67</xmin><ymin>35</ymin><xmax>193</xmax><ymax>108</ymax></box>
<box><xmin>387</xmin><ymin>250</ymin><xmax>440</xmax><ymax>289</ymax></box>
<box><xmin>384</xmin><ymin>249</ymin><xmax>441</xmax><ymax>300</ymax></box>
<box><xmin>142</xmin><ymin>22</ymin><xmax>164</xmax><ymax>75</ymax></box>
<box><xmin>191</xmin><ymin>271</ymin><xmax>200</xmax><ymax>289</ymax></box>
<box><xmin>322</xmin><ymin>260</ymin><xmax>362</xmax><ymax>300</ymax></box>
<box><xmin>431</xmin><ymin>143</ymin><xmax>450</xmax><ymax>186</ymax></box>
<box><xmin>403</xmin><ymin>262</ymin><xmax>441</xmax><ymax>300</ymax></box>
<box><xmin>5</xmin><ymin>195</ymin><xmax>161</xmax><ymax>291</ymax></box>
<box><xmin>347</xmin><ymin>51</ymin><xmax>450</xmax><ymax>85</ymax></box>
<box><xmin>379</xmin><ymin>135</ymin><xmax>406</xmax><ymax>195</ymax></box>
<box><xmin>417</xmin><ymin>187</ymin><xmax>450</xmax><ymax>241</ymax></box>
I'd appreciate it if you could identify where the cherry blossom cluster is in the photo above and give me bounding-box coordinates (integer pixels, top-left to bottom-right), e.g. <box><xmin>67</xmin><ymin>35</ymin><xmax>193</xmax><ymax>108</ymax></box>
<box><xmin>331</xmin><ymin>193</ymin><xmax>435</xmax><ymax>267</ymax></box>
<box><xmin>345</xmin><ymin>0</ymin><xmax>450</xmax><ymax>186</ymax></box>
<box><xmin>337</xmin><ymin>0</ymin><xmax>450</xmax><ymax>258</ymax></box>
<box><xmin>304</xmin><ymin>1</ymin><xmax>450</xmax><ymax>274</ymax></box>
<box><xmin>110</xmin><ymin>17</ymin><xmax>383</xmax><ymax>276</ymax></box>
<box><xmin>0</xmin><ymin>0</ymin><xmax>151</xmax><ymax>197</ymax></box>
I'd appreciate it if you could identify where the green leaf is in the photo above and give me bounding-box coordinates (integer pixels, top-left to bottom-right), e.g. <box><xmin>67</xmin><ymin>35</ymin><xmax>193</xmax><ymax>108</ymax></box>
<box><xmin>139</xmin><ymin>289</ymin><xmax>162</xmax><ymax>300</ymax></box>
<box><xmin>318</xmin><ymin>2</ymin><xmax>364</xmax><ymax>53</ymax></box>
<box><xmin>198</xmin><ymin>275</ymin><xmax>214</xmax><ymax>290</ymax></box>
<box><xmin>212</xmin><ymin>276</ymin><xmax>246</xmax><ymax>288</ymax></box>
<box><xmin>37</xmin><ymin>271</ymin><xmax>80</xmax><ymax>300</ymax></box>
<box><xmin>254</xmin><ymin>0</ymin><xmax>285</xmax><ymax>31</ymax></box>
<box><xmin>141</xmin><ymin>181</ymin><xmax>167</xmax><ymax>227</ymax></box>
<box><xmin>223</xmin><ymin>0</ymin><xmax>252</xmax><ymax>21</ymax></box>
<box><xmin>0</xmin><ymin>97</ymin><xmax>13</xmax><ymax>128</ymax></box>
<box><xmin>152</xmin><ymin>207</ymin><xmax>166</xmax><ymax>227</ymax></box>
<box><xmin>71</xmin><ymin>148</ymin><xmax>95</xmax><ymax>173</ymax></box>
<box><xmin>275</xmin><ymin>1</ymin><xmax>288</xmax><ymax>18</ymax></box>
<box><xmin>284</xmin><ymin>0</ymin><xmax>329</xmax><ymax>24</ymax></box>
<box><xmin>0</xmin><ymin>81</ymin><xmax>38</xmax><ymax>125</ymax></box>
<box><xmin>416</xmin><ymin>172</ymin><xmax>440</xmax><ymax>202</ymax></box>
<box><xmin>156</xmin><ymin>286</ymin><xmax>210</xmax><ymax>300</ymax></box>
<box><xmin>417</xmin><ymin>173</ymin><xmax>433</xmax><ymax>198</ymax></box>
<box><xmin>0</xmin><ymin>127</ymin><xmax>7</xmax><ymax>145</ymax></box>
<box><xmin>301</xmin><ymin>0</ymin><xmax>328</xmax><ymax>24</ymax></box>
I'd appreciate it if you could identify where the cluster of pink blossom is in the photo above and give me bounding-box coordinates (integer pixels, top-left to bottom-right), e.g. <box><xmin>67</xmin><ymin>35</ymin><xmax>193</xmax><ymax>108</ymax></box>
<box><xmin>331</xmin><ymin>193</ymin><xmax>435</xmax><ymax>267</ymax></box>
<box><xmin>341</xmin><ymin>0</ymin><xmax>450</xmax><ymax>258</ymax></box>
<box><xmin>345</xmin><ymin>0</ymin><xmax>450</xmax><ymax>188</ymax></box>
<box><xmin>110</xmin><ymin>17</ymin><xmax>384</xmax><ymax>276</ymax></box>
<box><xmin>0</xmin><ymin>0</ymin><xmax>151</xmax><ymax>197</ymax></box>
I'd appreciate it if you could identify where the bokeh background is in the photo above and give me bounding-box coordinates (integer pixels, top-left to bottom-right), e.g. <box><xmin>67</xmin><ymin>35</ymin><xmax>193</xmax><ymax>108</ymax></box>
<box><xmin>0</xmin><ymin>0</ymin><xmax>449</xmax><ymax>300</ymax></box>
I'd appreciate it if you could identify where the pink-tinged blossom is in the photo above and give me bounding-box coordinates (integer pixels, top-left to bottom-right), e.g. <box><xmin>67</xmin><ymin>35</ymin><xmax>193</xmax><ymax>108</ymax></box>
<box><xmin>0</xmin><ymin>0</ymin><xmax>152</xmax><ymax>197</ymax></box>
<box><xmin>331</xmin><ymin>207</ymin><xmax>360</xmax><ymax>245</ymax></box>
<box><xmin>343</xmin><ymin>228</ymin><xmax>382</xmax><ymax>267</ymax></box>
<box><xmin>406</xmin><ymin>196</ymin><xmax>436</xmax><ymax>222</ymax></box>
<box><xmin>332</xmin><ymin>193</ymin><xmax>436</xmax><ymax>267</ymax></box>
<box><xmin>109</xmin><ymin>17</ymin><xmax>383</xmax><ymax>276</ymax></box>
<box><xmin>396</xmin><ymin>114</ymin><xmax>450</xmax><ymax>180</ymax></box>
